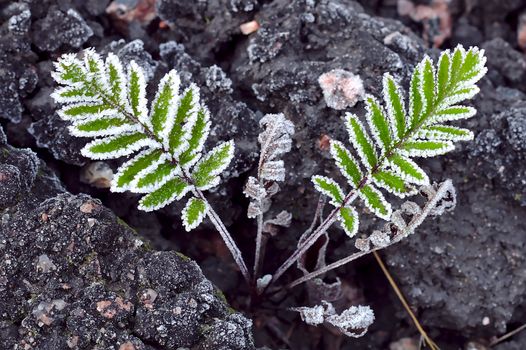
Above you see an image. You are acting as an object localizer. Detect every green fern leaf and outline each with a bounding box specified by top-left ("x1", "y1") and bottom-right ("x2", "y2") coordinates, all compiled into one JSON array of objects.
[
  {"x1": 330, "y1": 140, "x2": 362, "y2": 187},
  {"x1": 59, "y1": 103, "x2": 114, "y2": 120},
  {"x1": 313, "y1": 45, "x2": 486, "y2": 225},
  {"x1": 383, "y1": 74, "x2": 406, "y2": 140},
  {"x1": 138, "y1": 177, "x2": 191, "y2": 212},
  {"x1": 111, "y1": 149, "x2": 163, "y2": 192},
  {"x1": 81, "y1": 132, "x2": 155, "y2": 159},
  {"x1": 179, "y1": 107, "x2": 211, "y2": 168},
  {"x1": 436, "y1": 50, "x2": 450, "y2": 100},
  {"x1": 420, "y1": 56, "x2": 436, "y2": 118},
  {"x1": 401, "y1": 140, "x2": 454, "y2": 157},
  {"x1": 127, "y1": 61, "x2": 148, "y2": 123},
  {"x1": 312, "y1": 175, "x2": 345, "y2": 206},
  {"x1": 338, "y1": 206, "x2": 359, "y2": 238},
  {"x1": 70, "y1": 116, "x2": 133, "y2": 137},
  {"x1": 387, "y1": 154, "x2": 429, "y2": 185},
  {"x1": 168, "y1": 84, "x2": 200, "y2": 156},
  {"x1": 150, "y1": 70, "x2": 180, "y2": 140},
  {"x1": 408, "y1": 62, "x2": 424, "y2": 128},
  {"x1": 192, "y1": 140, "x2": 235, "y2": 190},
  {"x1": 431, "y1": 105, "x2": 476, "y2": 124},
  {"x1": 182, "y1": 197, "x2": 208, "y2": 231},
  {"x1": 106, "y1": 53, "x2": 128, "y2": 104},
  {"x1": 372, "y1": 170, "x2": 417, "y2": 198},
  {"x1": 51, "y1": 53, "x2": 85, "y2": 85},
  {"x1": 346, "y1": 114, "x2": 377, "y2": 170},
  {"x1": 51, "y1": 49, "x2": 232, "y2": 223},
  {"x1": 132, "y1": 158, "x2": 180, "y2": 193},
  {"x1": 417, "y1": 125, "x2": 473, "y2": 142},
  {"x1": 365, "y1": 95, "x2": 392, "y2": 151},
  {"x1": 359, "y1": 184, "x2": 391, "y2": 220}
]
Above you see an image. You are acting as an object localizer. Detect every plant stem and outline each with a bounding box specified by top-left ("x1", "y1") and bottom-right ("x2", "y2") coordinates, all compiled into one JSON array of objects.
[
  {"x1": 192, "y1": 188, "x2": 251, "y2": 284},
  {"x1": 266, "y1": 179, "x2": 366, "y2": 289},
  {"x1": 283, "y1": 179, "x2": 453, "y2": 290},
  {"x1": 253, "y1": 211, "x2": 264, "y2": 280}
]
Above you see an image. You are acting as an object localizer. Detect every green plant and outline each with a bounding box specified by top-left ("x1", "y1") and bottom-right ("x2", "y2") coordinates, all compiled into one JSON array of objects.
[
  {"x1": 51, "y1": 49, "x2": 250, "y2": 282},
  {"x1": 267, "y1": 45, "x2": 487, "y2": 289},
  {"x1": 51, "y1": 45, "x2": 487, "y2": 338}
]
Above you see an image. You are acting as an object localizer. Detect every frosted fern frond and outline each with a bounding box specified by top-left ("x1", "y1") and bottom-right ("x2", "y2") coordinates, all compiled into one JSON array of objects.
[
  {"x1": 245, "y1": 113, "x2": 295, "y2": 218},
  {"x1": 51, "y1": 49, "x2": 234, "y2": 230},
  {"x1": 312, "y1": 45, "x2": 487, "y2": 236},
  {"x1": 257, "y1": 113, "x2": 295, "y2": 182}
]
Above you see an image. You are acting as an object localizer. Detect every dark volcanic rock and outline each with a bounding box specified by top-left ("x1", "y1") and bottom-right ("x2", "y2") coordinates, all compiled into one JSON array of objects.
[
  {"x1": 0, "y1": 134, "x2": 254, "y2": 349},
  {"x1": 0, "y1": 3, "x2": 38, "y2": 124},
  {"x1": 468, "y1": 102, "x2": 526, "y2": 206},
  {"x1": 383, "y1": 82, "x2": 526, "y2": 336},
  {"x1": 384, "y1": 187, "x2": 526, "y2": 335},
  {"x1": 482, "y1": 38, "x2": 526, "y2": 89},
  {"x1": 31, "y1": 6, "x2": 93, "y2": 52},
  {"x1": 156, "y1": 0, "x2": 259, "y2": 61},
  {"x1": 29, "y1": 113, "x2": 87, "y2": 166}
]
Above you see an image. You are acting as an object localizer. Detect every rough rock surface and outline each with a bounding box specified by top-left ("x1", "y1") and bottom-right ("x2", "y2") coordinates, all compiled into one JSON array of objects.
[
  {"x1": 0, "y1": 130, "x2": 254, "y2": 349},
  {"x1": 0, "y1": 0, "x2": 525, "y2": 347}
]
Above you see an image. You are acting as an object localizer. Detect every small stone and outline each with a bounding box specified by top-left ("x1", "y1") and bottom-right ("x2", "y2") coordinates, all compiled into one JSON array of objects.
[
  {"x1": 240, "y1": 20, "x2": 259, "y2": 35},
  {"x1": 140, "y1": 288, "x2": 158, "y2": 309},
  {"x1": 8, "y1": 9, "x2": 31, "y2": 35},
  {"x1": 318, "y1": 69, "x2": 365, "y2": 110},
  {"x1": 119, "y1": 342, "x2": 136, "y2": 350},
  {"x1": 318, "y1": 134, "x2": 331, "y2": 151},
  {"x1": 37, "y1": 254, "x2": 57, "y2": 273},
  {"x1": 204, "y1": 65, "x2": 233, "y2": 94},
  {"x1": 80, "y1": 161, "x2": 114, "y2": 189},
  {"x1": 80, "y1": 201, "x2": 99, "y2": 214},
  {"x1": 389, "y1": 337, "x2": 418, "y2": 350},
  {"x1": 519, "y1": 11, "x2": 526, "y2": 51}
]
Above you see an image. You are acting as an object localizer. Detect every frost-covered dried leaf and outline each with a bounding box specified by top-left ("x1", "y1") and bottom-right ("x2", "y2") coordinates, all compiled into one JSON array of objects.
[
  {"x1": 325, "y1": 305, "x2": 375, "y2": 338},
  {"x1": 243, "y1": 176, "x2": 266, "y2": 200},
  {"x1": 258, "y1": 113, "x2": 294, "y2": 182},
  {"x1": 292, "y1": 304, "x2": 326, "y2": 326},
  {"x1": 369, "y1": 230, "x2": 390, "y2": 248},
  {"x1": 259, "y1": 160, "x2": 285, "y2": 182},
  {"x1": 263, "y1": 210, "x2": 292, "y2": 235},
  {"x1": 292, "y1": 301, "x2": 375, "y2": 338}
]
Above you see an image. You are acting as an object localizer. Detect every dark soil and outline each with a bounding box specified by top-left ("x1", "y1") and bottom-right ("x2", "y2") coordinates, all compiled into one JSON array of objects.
[{"x1": 0, "y1": 0, "x2": 525, "y2": 349}]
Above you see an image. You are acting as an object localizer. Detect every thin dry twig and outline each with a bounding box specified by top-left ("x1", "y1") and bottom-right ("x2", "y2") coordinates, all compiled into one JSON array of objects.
[
  {"x1": 373, "y1": 251, "x2": 439, "y2": 350},
  {"x1": 489, "y1": 323, "x2": 526, "y2": 347}
]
